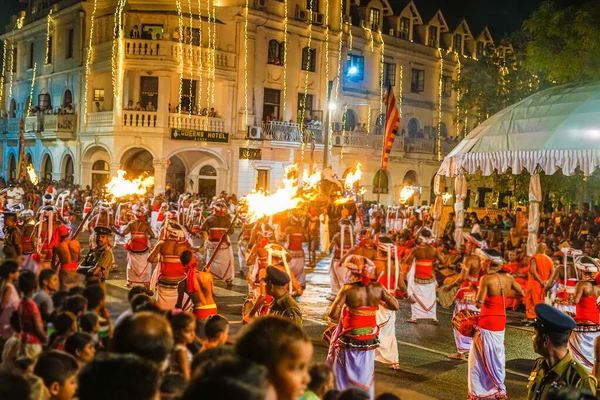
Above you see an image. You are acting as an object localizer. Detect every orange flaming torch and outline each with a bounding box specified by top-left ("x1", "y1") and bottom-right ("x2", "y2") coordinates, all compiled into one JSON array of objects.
[
  {"x1": 399, "y1": 186, "x2": 416, "y2": 204},
  {"x1": 105, "y1": 170, "x2": 155, "y2": 200},
  {"x1": 27, "y1": 164, "x2": 39, "y2": 185},
  {"x1": 343, "y1": 162, "x2": 362, "y2": 191}
]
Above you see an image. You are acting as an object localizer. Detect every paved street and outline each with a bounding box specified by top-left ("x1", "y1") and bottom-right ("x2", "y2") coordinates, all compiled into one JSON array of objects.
[{"x1": 100, "y1": 231, "x2": 536, "y2": 400}]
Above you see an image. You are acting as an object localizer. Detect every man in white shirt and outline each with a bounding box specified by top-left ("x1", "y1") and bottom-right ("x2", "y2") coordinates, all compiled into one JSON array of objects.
[{"x1": 6, "y1": 184, "x2": 24, "y2": 206}]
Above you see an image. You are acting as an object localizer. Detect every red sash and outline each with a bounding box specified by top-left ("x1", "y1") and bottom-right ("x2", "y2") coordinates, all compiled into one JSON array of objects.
[
  {"x1": 161, "y1": 256, "x2": 186, "y2": 279},
  {"x1": 478, "y1": 296, "x2": 506, "y2": 331},
  {"x1": 340, "y1": 306, "x2": 378, "y2": 340},
  {"x1": 575, "y1": 296, "x2": 600, "y2": 325},
  {"x1": 415, "y1": 259, "x2": 434, "y2": 280},
  {"x1": 209, "y1": 228, "x2": 227, "y2": 242},
  {"x1": 129, "y1": 232, "x2": 148, "y2": 252},
  {"x1": 288, "y1": 233, "x2": 303, "y2": 251},
  {"x1": 62, "y1": 262, "x2": 79, "y2": 271}
]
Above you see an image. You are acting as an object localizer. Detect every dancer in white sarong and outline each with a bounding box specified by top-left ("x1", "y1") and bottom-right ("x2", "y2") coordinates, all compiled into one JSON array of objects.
[
  {"x1": 468, "y1": 248, "x2": 523, "y2": 400},
  {"x1": 405, "y1": 228, "x2": 444, "y2": 323},
  {"x1": 328, "y1": 221, "x2": 353, "y2": 300},
  {"x1": 568, "y1": 256, "x2": 600, "y2": 372},
  {"x1": 283, "y1": 215, "x2": 307, "y2": 289},
  {"x1": 201, "y1": 202, "x2": 234, "y2": 287},
  {"x1": 319, "y1": 208, "x2": 330, "y2": 254},
  {"x1": 18, "y1": 210, "x2": 40, "y2": 274}
]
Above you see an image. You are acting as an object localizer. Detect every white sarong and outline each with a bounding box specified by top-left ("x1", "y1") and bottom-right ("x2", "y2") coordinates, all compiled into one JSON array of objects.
[
  {"x1": 468, "y1": 328, "x2": 506, "y2": 399},
  {"x1": 329, "y1": 259, "x2": 348, "y2": 297},
  {"x1": 375, "y1": 306, "x2": 398, "y2": 366},
  {"x1": 289, "y1": 250, "x2": 306, "y2": 288},
  {"x1": 568, "y1": 328, "x2": 600, "y2": 372},
  {"x1": 410, "y1": 281, "x2": 437, "y2": 320},
  {"x1": 206, "y1": 241, "x2": 235, "y2": 282},
  {"x1": 127, "y1": 251, "x2": 152, "y2": 285},
  {"x1": 21, "y1": 254, "x2": 40, "y2": 275},
  {"x1": 454, "y1": 301, "x2": 477, "y2": 353}
]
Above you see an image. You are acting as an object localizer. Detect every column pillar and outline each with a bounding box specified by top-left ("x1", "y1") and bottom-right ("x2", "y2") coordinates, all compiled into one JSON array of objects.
[
  {"x1": 527, "y1": 173, "x2": 542, "y2": 256},
  {"x1": 153, "y1": 159, "x2": 168, "y2": 195},
  {"x1": 216, "y1": 167, "x2": 229, "y2": 194},
  {"x1": 109, "y1": 162, "x2": 121, "y2": 177},
  {"x1": 81, "y1": 161, "x2": 92, "y2": 188},
  {"x1": 431, "y1": 174, "x2": 444, "y2": 238}
]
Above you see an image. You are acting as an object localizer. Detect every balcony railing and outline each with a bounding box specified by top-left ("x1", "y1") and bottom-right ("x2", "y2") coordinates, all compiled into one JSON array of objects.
[
  {"x1": 43, "y1": 114, "x2": 77, "y2": 132},
  {"x1": 404, "y1": 137, "x2": 436, "y2": 154},
  {"x1": 168, "y1": 113, "x2": 226, "y2": 132},
  {"x1": 86, "y1": 111, "x2": 114, "y2": 127},
  {"x1": 124, "y1": 39, "x2": 235, "y2": 70},
  {"x1": 255, "y1": 122, "x2": 324, "y2": 144},
  {"x1": 123, "y1": 111, "x2": 159, "y2": 128},
  {"x1": 332, "y1": 133, "x2": 404, "y2": 150}
]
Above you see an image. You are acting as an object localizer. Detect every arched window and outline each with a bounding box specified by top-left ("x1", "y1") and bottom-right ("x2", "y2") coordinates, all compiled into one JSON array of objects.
[
  {"x1": 403, "y1": 170, "x2": 418, "y2": 186},
  {"x1": 92, "y1": 160, "x2": 110, "y2": 171},
  {"x1": 7, "y1": 154, "x2": 16, "y2": 180},
  {"x1": 439, "y1": 122, "x2": 448, "y2": 137},
  {"x1": 268, "y1": 40, "x2": 280, "y2": 65},
  {"x1": 343, "y1": 109, "x2": 357, "y2": 131},
  {"x1": 166, "y1": 155, "x2": 186, "y2": 194},
  {"x1": 199, "y1": 165, "x2": 217, "y2": 176},
  {"x1": 301, "y1": 47, "x2": 316, "y2": 72},
  {"x1": 38, "y1": 93, "x2": 52, "y2": 110},
  {"x1": 375, "y1": 113, "x2": 385, "y2": 135},
  {"x1": 408, "y1": 118, "x2": 419, "y2": 138},
  {"x1": 63, "y1": 90, "x2": 73, "y2": 107},
  {"x1": 63, "y1": 155, "x2": 74, "y2": 181},
  {"x1": 8, "y1": 99, "x2": 16, "y2": 118},
  {"x1": 123, "y1": 149, "x2": 154, "y2": 177},
  {"x1": 373, "y1": 170, "x2": 388, "y2": 194},
  {"x1": 41, "y1": 154, "x2": 53, "y2": 180}
]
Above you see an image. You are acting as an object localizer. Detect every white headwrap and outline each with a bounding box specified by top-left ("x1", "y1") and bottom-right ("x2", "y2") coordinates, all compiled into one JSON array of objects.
[{"x1": 264, "y1": 243, "x2": 293, "y2": 293}]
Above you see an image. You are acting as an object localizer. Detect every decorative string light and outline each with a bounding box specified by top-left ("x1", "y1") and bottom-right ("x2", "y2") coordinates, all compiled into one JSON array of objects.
[
  {"x1": 211, "y1": 2, "x2": 216, "y2": 106},
  {"x1": 8, "y1": 42, "x2": 15, "y2": 101},
  {"x1": 398, "y1": 65, "x2": 403, "y2": 120},
  {"x1": 197, "y1": 0, "x2": 203, "y2": 110},
  {"x1": 206, "y1": 0, "x2": 212, "y2": 111},
  {"x1": 455, "y1": 54, "x2": 461, "y2": 137},
  {"x1": 187, "y1": 0, "x2": 194, "y2": 117},
  {"x1": 26, "y1": 63, "x2": 36, "y2": 118},
  {"x1": 0, "y1": 40, "x2": 7, "y2": 109},
  {"x1": 334, "y1": 9, "x2": 343, "y2": 101},
  {"x1": 176, "y1": 0, "x2": 184, "y2": 120},
  {"x1": 282, "y1": 0, "x2": 288, "y2": 117},
  {"x1": 299, "y1": 0, "x2": 314, "y2": 127},
  {"x1": 378, "y1": 32, "x2": 384, "y2": 119},
  {"x1": 367, "y1": 103, "x2": 371, "y2": 134},
  {"x1": 16, "y1": 16, "x2": 24, "y2": 30},
  {"x1": 83, "y1": 0, "x2": 97, "y2": 125},
  {"x1": 325, "y1": 0, "x2": 332, "y2": 158},
  {"x1": 243, "y1": 0, "x2": 248, "y2": 127},
  {"x1": 111, "y1": 0, "x2": 126, "y2": 116},
  {"x1": 348, "y1": 28, "x2": 353, "y2": 50},
  {"x1": 44, "y1": 9, "x2": 52, "y2": 65},
  {"x1": 436, "y1": 48, "x2": 443, "y2": 161},
  {"x1": 341, "y1": 104, "x2": 347, "y2": 160}
]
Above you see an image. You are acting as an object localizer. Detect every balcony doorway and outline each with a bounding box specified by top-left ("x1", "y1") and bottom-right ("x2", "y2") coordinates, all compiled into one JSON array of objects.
[
  {"x1": 167, "y1": 155, "x2": 186, "y2": 194},
  {"x1": 263, "y1": 89, "x2": 281, "y2": 121},
  {"x1": 7, "y1": 154, "x2": 16, "y2": 180},
  {"x1": 92, "y1": 160, "x2": 110, "y2": 189},
  {"x1": 41, "y1": 154, "x2": 53, "y2": 181},
  {"x1": 198, "y1": 164, "x2": 217, "y2": 202},
  {"x1": 62, "y1": 154, "x2": 74, "y2": 182}
]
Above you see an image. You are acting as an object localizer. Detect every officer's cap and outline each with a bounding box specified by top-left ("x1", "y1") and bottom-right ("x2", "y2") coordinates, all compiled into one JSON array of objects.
[
  {"x1": 265, "y1": 266, "x2": 290, "y2": 286},
  {"x1": 94, "y1": 226, "x2": 112, "y2": 236},
  {"x1": 2, "y1": 211, "x2": 17, "y2": 219},
  {"x1": 533, "y1": 303, "x2": 576, "y2": 333}
]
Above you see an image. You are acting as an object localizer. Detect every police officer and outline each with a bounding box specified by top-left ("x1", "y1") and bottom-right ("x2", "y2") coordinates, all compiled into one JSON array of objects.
[
  {"x1": 266, "y1": 266, "x2": 303, "y2": 327},
  {"x1": 527, "y1": 303, "x2": 597, "y2": 399},
  {"x1": 80, "y1": 226, "x2": 114, "y2": 291},
  {"x1": 2, "y1": 211, "x2": 22, "y2": 260}
]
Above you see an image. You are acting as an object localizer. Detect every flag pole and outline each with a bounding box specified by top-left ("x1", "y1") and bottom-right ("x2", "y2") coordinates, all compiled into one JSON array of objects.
[{"x1": 376, "y1": 83, "x2": 392, "y2": 205}]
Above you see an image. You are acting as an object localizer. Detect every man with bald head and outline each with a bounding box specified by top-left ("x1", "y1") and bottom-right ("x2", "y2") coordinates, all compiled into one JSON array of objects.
[
  {"x1": 525, "y1": 243, "x2": 554, "y2": 323},
  {"x1": 110, "y1": 311, "x2": 174, "y2": 368}
]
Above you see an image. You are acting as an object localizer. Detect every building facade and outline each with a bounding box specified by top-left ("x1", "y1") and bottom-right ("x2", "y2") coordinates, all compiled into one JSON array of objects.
[{"x1": 0, "y1": 0, "x2": 506, "y2": 204}]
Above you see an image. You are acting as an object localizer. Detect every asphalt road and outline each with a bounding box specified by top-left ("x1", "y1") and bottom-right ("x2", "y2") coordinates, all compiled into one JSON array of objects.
[{"x1": 98, "y1": 232, "x2": 536, "y2": 400}]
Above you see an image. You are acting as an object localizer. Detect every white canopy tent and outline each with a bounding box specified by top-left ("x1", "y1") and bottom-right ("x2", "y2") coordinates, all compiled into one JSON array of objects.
[{"x1": 432, "y1": 81, "x2": 600, "y2": 253}]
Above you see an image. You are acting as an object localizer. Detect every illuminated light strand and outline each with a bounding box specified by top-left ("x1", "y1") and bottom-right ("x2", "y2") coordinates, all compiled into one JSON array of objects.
[
  {"x1": 436, "y1": 48, "x2": 443, "y2": 161},
  {"x1": 341, "y1": 104, "x2": 347, "y2": 160},
  {"x1": 378, "y1": 32, "x2": 384, "y2": 119},
  {"x1": 8, "y1": 42, "x2": 15, "y2": 101},
  {"x1": 176, "y1": 0, "x2": 184, "y2": 120},
  {"x1": 44, "y1": 10, "x2": 52, "y2": 65},
  {"x1": 243, "y1": 0, "x2": 248, "y2": 127},
  {"x1": 334, "y1": 8, "x2": 343, "y2": 102},
  {"x1": 455, "y1": 54, "x2": 461, "y2": 137},
  {"x1": 398, "y1": 65, "x2": 403, "y2": 120},
  {"x1": 363, "y1": 27, "x2": 373, "y2": 52},
  {"x1": 282, "y1": 0, "x2": 288, "y2": 117},
  {"x1": 325, "y1": 0, "x2": 332, "y2": 158},
  {"x1": 16, "y1": 16, "x2": 24, "y2": 29},
  {"x1": 348, "y1": 27, "x2": 353, "y2": 50},
  {"x1": 367, "y1": 103, "x2": 371, "y2": 135},
  {"x1": 26, "y1": 63, "x2": 37, "y2": 118},
  {"x1": 111, "y1": 0, "x2": 126, "y2": 117},
  {"x1": 0, "y1": 40, "x2": 7, "y2": 109},
  {"x1": 197, "y1": 0, "x2": 203, "y2": 109},
  {"x1": 211, "y1": 1, "x2": 216, "y2": 106},
  {"x1": 83, "y1": 0, "x2": 97, "y2": 125},
  {"x1": 299, "y1": 0, "x2": 314, "y2": 129},
  {"x1": 187, "y1": 0, "x2": 194, "y2": 117},
  {"x1": 205, "y1": 0, "x2": 212, "y2": 111}
]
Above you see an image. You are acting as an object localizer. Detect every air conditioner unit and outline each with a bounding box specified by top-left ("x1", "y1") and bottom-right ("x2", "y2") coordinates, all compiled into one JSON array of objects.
[
  {"x1": 332, "y1": 122, "x2": 343, "y2": 132},
  {"x1": 332, "y1": 135, "x2": 345, "y2": 147},
  {"x1": 255, "y1": 0, "x2": 267, "y2": 9},
  {"x1": 313, "y1": 13, "x2": 325, "y2": 25},
  {"x1": 248, "y1": 126, "x2": 263, "y2": 140},
  {"x1": 388, "y1": 28, "x2": 395, "y2": 36},
  {"x1": 296, "y1": 9, "x2": 308, "y2": 21}
]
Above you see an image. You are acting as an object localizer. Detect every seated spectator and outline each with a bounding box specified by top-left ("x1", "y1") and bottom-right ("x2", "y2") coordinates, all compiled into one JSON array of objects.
[
  {"x1": 0, "y1": 369, "x2": 31, "y2": 400},
  {"x1": 209, "y1": 107, "x2": 217, "y2": 117},
  {"x1": 65, "y1": 332, "x2": 96, "y2": 368},
  {"x1": 110, "y1": 311, "x2": 174, "y2": 367},
  {"x1": 155, "y1": 33, "x2": 161, "y2": 40},
  {"x1": 83, "y1": 284, "x2": 111, "y2": 340},
  {"x1": 191, "y1": 105, "x2": 199, "y2": 115},
  {"x1": 135, "y1": 102, "x2": 144, "y2": 111},
  {"x1": 1, "y1": 312, "x2": 22, "y2": 368},
  {"x1": 191, "y1": 345, "x2": 235, "y2": 376},
  {"x1": 48, "y1": 311, "x2": 77, "y2": 350},
  {"x1": 338, "y1": 388, "x2": 370, "y2": 400},
  {"x1": 201, "y1": 314, "x2": 229, "y2": 351},
  {"x1": 201, "y1": 107, "x2": 208, "y2": 116},
  {"x1": 235, "y1": 316, "x2": 312, "y2": 400},
  {"x1": 301, "y1": 363, "x2": 334, "y2": 400},
  {"x1": 94, "y1": 102, "x2": 104, "y2": 112},
  {"x1": 130, "y1": 24, "x2": 140, "y2": 39},
  {"x1": 78, "y1": 353, "x2": 160, "y2": 400},
  {"x1": 62, "y1": 294, "x2": 87, "y2": 317},
  {"x1": 34, "y1": 269, "x2": 58, "y2": 324},
  {"x1": 146, "y1": 101, "x2": 156, "y2": 111},
  {"x1": 125, "y1": 100, "x2": 134, "y2": 110},
  {"x1": 168, "y1": 310, "x2": 196, "y2": 380},
  {"x1": 33, "y1": 350, "x2": 79, "y2": 400}
]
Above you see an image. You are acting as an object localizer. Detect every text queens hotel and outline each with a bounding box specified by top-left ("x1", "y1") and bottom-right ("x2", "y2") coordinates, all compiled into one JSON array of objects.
[{"x1": 0, "y1": 0, "x2": 512, "y2": 203}]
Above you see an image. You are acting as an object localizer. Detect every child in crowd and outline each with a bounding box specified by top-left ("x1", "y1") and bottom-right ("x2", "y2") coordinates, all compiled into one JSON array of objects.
[
  {"x1": 0, "y1": 261, "x2": 20, "y2": 343},
  {"x1": 160, "y1": 373, "x2": 187, "y2": 400},
  {"x1": 48, "y1": 312, "x2": 77, "y2": 350},
  {"x1": 1, "y1": 312, "x2": 22, "y2": 368},
  {"x1": 83, "y1": 284, "x2": 111, "y2": 340},
  {"x1": 51, "y1": 291, "x2": 69, "y2": 314},
  {"x1": 17, "y1": 270, "x2": 47, "y2": 359},
  {"x1": 33, "y1": 350, "x2": 79, "y2": 400},
  {"x1": 235, "y1": 316, "x2": 313, "y2": 400},
  {"x1": 65, "y1": 332, "x2": 96, "y2": 368},
  {"x1": 168, "y1": 311, "x2": 196, "y2": 380},
  {"x1": 201, "y1": 314, "x2": 229, "y2": 351},
  {"x1": 79, "y1": 313, "x2": 102, "y2": 349},
  {"x1": 33, "y1": 269, "x2": 59, "y2": 324},
  {"x1": 62, "y1": 295, "x2": 88, "y2": 317},
  {"x1": 301, "y1": 363, "x2": 334, "y2": 400}
]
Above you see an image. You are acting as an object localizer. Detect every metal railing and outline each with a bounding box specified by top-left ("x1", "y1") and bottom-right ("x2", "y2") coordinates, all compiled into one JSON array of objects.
[
  {"x1": 42, "y1": 114, "x2": 77, "y2": 132},
  {"x1": 258, "y1": 121, "x2": 324, "y2": 144}
]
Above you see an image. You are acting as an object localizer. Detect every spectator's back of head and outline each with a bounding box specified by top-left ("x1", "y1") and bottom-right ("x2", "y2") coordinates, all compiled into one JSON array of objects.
[
  {"x1": 160, "y1": 373, "x2": 187, "y2": 400},
  {"x1": 376, "y1": 394, "x2": 402, "y2": 400},
  {"x1": 128, "y1": 286, "x2": 153, "y2": 304},
  {"x1": 191, "y1": 345, "x2": 235, "y2": 376},
  {"x1": 338, "y1": 388, "x2": 370, "y2": 400},
  {"x1": 0, "y1": 369, "x2": 31, "y2": 400},
  {"x1": 18, "y1": 270, "x2": 37, "y2": 293},
  {"x1": 83, "y1": 284, "x2": 105, "y2": 310},
  {"x1": 68, "y1": 286, "x2": 85, "y2": 296},
  {"x1": 79, "y1": 313, "x2": 99, "y2": 333},
  {"x1": 78, "y1": 354, "x2": 160, "y2": 400},
  {"x1": 52, "y1": 291, "x2": 69, "y2": 311},
  {"x1": 33, "y1": 350, "x2": 78, "y2": 399},
  {"x1": 63, "y1": 295, "x2": 87, "y2": 316},
  {"x1": 131, "y1": 294, "x2": 154, "y2": 312},
  {"x1": 308, "y1": 363, "x2": 334, "y2": 396},
  {"x1": 204, "y1": 314, "x2": 229, "y2": 341},
  {"x1": 110, "y1": 312, "x2": 174, "y2": 365}
]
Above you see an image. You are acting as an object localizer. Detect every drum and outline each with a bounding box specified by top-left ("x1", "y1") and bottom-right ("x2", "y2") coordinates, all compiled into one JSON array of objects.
[
  {"x1": 437, "y1": 284, "x2": 459, "y2": 309},
  {"x1": 451, "y1": 309, "x2": 479, "y2": 337}
]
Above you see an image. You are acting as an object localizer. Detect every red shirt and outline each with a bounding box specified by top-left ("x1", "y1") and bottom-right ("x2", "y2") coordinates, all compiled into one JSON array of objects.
[{"x1": 18, "y1": 298, "x2": 44, "y2": 345}]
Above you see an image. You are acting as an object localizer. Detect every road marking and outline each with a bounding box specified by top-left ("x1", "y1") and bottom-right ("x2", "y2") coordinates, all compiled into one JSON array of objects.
[{"x1": 303, "y1": 316, "x2": 529, "y2": 378}]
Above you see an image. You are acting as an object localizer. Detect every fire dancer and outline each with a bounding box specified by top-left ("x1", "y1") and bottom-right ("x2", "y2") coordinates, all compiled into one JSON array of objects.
[
  {"x1": 201, "y1": 202, "x2": 234, "y2": 288},
  {"x1": 328, "y1": 220, "x2": 354, "y2": 300},
  {"x1": 405, "y1": 228, "x2": 445, "y2": 323},
  {"x1": 114, "y1": 205, "x2": 155, "y2": 288},
  {"x1": 52, "y1": 225, "x2": 81, "y2": 291},
  {"x1": 177, "y1": 250, "x2": 217, "y2": 320},
  {"x1": 327, "y1": 255, "x2": 399, "y2": 397},
  {"x1": 283, "y1": 215, "x2": 307, "y2": 290},
  {"x1": 148, "y1": 221, "x2": 192, "y2": 310}
]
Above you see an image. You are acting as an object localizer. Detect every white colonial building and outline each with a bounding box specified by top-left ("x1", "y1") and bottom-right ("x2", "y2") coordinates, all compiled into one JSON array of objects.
[{"x1": 0, "y1": 0, "x2": 510, "y2": 204}]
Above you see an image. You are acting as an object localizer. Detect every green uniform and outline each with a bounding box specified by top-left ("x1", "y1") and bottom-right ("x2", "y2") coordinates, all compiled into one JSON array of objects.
[
  {"x1": 527, "y1": 353, "x2": 597, "y2": 400},
  {"x1": 81, "y1": 245, "x2": 114, "y2": 283},
  {"x1": 269, "y1": 292, "x2": 303, "y2": 327}
]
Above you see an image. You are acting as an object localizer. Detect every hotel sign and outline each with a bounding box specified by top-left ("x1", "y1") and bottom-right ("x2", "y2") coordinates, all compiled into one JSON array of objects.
[{"x1": 171, "y1": 128, "x2": 229, "y2": 143}]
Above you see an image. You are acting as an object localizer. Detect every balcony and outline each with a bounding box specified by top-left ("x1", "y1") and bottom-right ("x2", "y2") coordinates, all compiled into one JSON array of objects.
[
  {"x1": 123, "y1": 39, "x2": 236, "y2": 71},
  {"x1": 404, "y1": 137, "x2": 435, "y2": 154},
  {"x1": 168, "y1": 113, "x2": 226, "y2": 132},
  {"x1": 331, "y1": 133, "x2": 404, "y2": 151},
  {"x1": 247, "y1": 122, "x2": 324, "y2": 145},
  {"x1": 41, "y1": 114, "x2": 77, "y2": 140},
  {"x1": 123, "y1": 111, "x2": 160, "y2": 128}
]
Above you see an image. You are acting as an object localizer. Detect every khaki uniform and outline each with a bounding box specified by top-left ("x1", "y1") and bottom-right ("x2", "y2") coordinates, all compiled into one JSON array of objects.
[
  {"x1": 81, "y1": 245, "x2": 114, "y2": 290},
  {"x1": 2, "y1": 226, "x2": 22, "y2": 259},
  {"x1": 527, "y1": 353, "x2": 597, "y2": 399},
  {"x1": 269, "y1": 292, "x2": 303, "y2": 327}
]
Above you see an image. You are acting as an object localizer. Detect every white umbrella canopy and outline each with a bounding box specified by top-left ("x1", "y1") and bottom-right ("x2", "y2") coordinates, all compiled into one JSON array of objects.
[{"x1": 438, "y1": 81, "x2": 600, "y2": 177}]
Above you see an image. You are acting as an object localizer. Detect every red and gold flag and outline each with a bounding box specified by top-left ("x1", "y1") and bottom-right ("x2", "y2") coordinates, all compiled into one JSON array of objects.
[{"x1": 380, "y1": 83, "x2": 400, "y2": 171}]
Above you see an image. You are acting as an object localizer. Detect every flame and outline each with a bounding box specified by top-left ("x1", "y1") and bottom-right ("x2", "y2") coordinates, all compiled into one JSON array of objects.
[
  {"x1": 344, "y1": 163, "x2": 362, "y2": 191},
  {"x1": 26, "y1": 164, "x2": 38, "y2": 185},
  {"x1": 442, "y1": 192, "x2": 452, "y2": 204},
  {"x1": 302, "y1": 169, "x2": 322, "y2": 189},
  {"x1": 105, "y1": 170, "x2": 155, "y2": 200},
  {"x1": 399, "y1": 186, "x2": 415, "y2": 204}
]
